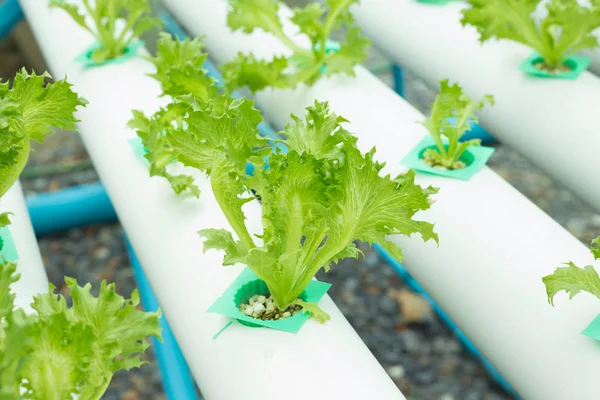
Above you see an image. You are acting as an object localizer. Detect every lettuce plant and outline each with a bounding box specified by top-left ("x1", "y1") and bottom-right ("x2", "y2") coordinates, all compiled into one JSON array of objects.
[
  {"x1": 221, "y1": 0, "x2": 371, "y2": 92},
  {"x1": 543, "y1": 237, "x2": 600, "y2": 305},
  {"x1": 50, "y1": 0, "x2": 161, "y2": 63},
  {"x1": 129, "y1": 33, "x2": 221, "y2": 198},
  {"x1": 421, "y1": 80, "x2": 493, "y2": 170},
  {"x1": 461, "y1": 0, "x2": 600, "y2": 71},
  {"x1": 0, "y1": 69, "x2": 87, "y2": 199},
  {"x1": 0, "y1": 259, "x2": 161, "y2": 399},
  {"x1": 163, "y1": 98, "x2": 438, "y2": 320}
]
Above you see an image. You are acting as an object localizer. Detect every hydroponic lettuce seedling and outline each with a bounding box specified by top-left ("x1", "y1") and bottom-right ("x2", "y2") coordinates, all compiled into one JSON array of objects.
[
  {"x1": 221, "y1": 0, "x2": 371, "y2": 92},
  {"x1": 0, "y1": 258, "x2": 162, "y2": 399},
  {"x1": 543, "y1": 237, "x2": 600, "y2": 305},
  {"x1": 168, "y1": 100, "x2": 438, "y2": 321},
  {"x1": 129, "y1": 33, "x2": 222, "y2": 197},
  {"x1": 0, "y1": 69, "x2": 87, "y2": 199},
  {"x1": 421, "y1": 80, "x2": 493, "y2": 170},
  {"x1": 50, "y1": 0, "x2": 161, "y2": 63},
  {"x1": 461, "y1": 0, "x2": 600, "y2": 72}
]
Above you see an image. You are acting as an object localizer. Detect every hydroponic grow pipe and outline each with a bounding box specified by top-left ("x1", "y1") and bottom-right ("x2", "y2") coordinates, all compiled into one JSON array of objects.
[
  {"x1": 161, "y1": 0, "x2": 600, "y2": 398},
  {"x1": 2, "y1": 181, "x2": 49, "y2": 312},
  {"x1": 18, "y1": 3, "x2": 407, "y2": 399},
  {"x1": 352, "y1": 0, "x2": 600, "y2": 213}
]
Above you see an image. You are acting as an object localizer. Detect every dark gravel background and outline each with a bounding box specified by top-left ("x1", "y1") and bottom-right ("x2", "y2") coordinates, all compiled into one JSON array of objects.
[{"x1": 2, "y1": 6, "x2": 598, "y2": 400}]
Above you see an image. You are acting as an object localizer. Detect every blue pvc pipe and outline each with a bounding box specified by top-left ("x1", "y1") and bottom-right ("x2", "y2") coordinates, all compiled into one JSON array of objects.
[
  {"x1": 391, "y1": 64, "x2": 405, "y2": 98},
  {"x1": 26, "y1": 182, "x2": 116, "y2": 235},
  {"x1": 0, "y1": 0, "x2": 23, "y2": 39},
  {"x1": 123, "y1": 233, "x2": 200, "y2": 400},
  {"x1": 372, "y1": 244, "x2": 521, "y2": 399}
]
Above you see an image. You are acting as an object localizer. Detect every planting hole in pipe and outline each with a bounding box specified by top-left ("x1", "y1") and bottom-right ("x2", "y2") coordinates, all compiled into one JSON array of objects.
[
  {"x1": 401, "y1": 136, "x2": 494, "y2": 181},
  {"x1": 75, "y1": 40, "x2": 144, "y2": 68},
  {"x1": 207, "y1": 267, "x2": 331, "y2": 334},
  {"x1": 519, "y1": 53, "x2": 591, "y2": 79},
  {"x1": 419, "y1": 145, "x2": 475, "y2": 170},
  {"x1": 234, "y1": 279, "x2": 306, "y2": 328}
]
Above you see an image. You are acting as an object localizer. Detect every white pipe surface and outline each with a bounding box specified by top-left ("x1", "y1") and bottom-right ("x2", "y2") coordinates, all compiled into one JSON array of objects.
[
  {"x1": 353, "y1": 0, "x2": 600, "y2": 213},
  {"x1": 1, "y1": 182, "x2": 49, "y2": 312},
  {"x1": 162, "y1": 0, "x2": 600, "y2": 398},
  {"x1": 18, "y1": 2, "x2": 406, "y2": 399}
]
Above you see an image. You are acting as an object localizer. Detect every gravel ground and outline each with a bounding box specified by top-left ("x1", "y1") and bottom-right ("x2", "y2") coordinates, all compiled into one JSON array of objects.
[{"x1": 2, "y1": 9, "x2": 598, "y2": 400}]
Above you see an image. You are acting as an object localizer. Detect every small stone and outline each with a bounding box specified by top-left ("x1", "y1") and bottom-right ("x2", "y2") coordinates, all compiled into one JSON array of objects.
[
  {"x1": 386, "y1": 365, "x2": 405, "y2": 380},
  {"x1": 252, "y1": 303, "x2": 266, "y2": 316},
  {"x1": 379, "y1": 295, "x2": 399, "y2": 315},
  {"x1": 93, "y1": 246, "x2": 110, "y2": 260},
  {"x1": 256, "y1": 295, "x2": 266, "y2": 304},
  {"x1": 414, "y1": 369, "x2": 436, "y2": 385},
  {"x1": 274, "y1": 314, "x2": 280, "y2": 319},
  {"x1": 399, "y1": 330, "x2": 423, "y2": 354},
  {"x1": 365, "y1": 252, "x2": 379, "y2": 267},
  {"x1": 249, "y1": 296, "x2": 257, "y2": 306},
  {"x1": 438, "y1": 394, "x2": 455, "y2": 400},
  {"x1": 243, "y1": 307, "x2": 253, "y2": 316},
  {"x1": 265, "y1": 302, "x2": 275, "y2": 313},
  {"x1": 432, "y1": 336, "x2": 461, "y2": 354},
  {"x1": 282, "y1": 311, "x2": 291, "y2": 318}
]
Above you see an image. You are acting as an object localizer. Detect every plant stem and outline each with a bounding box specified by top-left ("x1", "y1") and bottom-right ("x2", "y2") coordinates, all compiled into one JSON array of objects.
[{"x1": 210, "y1": 162, "x2": 256, "y2": 251}]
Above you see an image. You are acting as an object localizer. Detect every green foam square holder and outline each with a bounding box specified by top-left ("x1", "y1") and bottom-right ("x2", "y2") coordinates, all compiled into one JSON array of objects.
[
  {"x1": 75, "y1": 40, "x2": 144, "y2": 68},
  {"x1": 401, "y1": 136, "x2": 494, "y2": 181},
  {"x1": 128, "y1": 138, "x2": 150, "y2": 166},
  {"x1": 581, "y1": 314, "x2": 600, "y2": 340},
  {"x1": 0, "y1": 227, "x2": 18, "y2": 262},
  {"x1": 207, "y1": 267, "x2": 331, "y2": 334},
  {"x1": 518, "y1": 53, "x2": 590, "y2": 79}
]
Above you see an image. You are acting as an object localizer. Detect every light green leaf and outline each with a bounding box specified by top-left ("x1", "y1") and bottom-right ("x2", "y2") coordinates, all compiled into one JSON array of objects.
[
  {"x1": 52, "y1": 0, "x2": 159, "y2": 62},
  {"x1": 293, "y1": 299, "x2": 330, "y2": 323},
  {"x1": 0, "y1": 260, "x2": 18, "y2": 318},
  {"x1": 0, "y1": 213, "x2": 12, "y2": 228},
  {"x1": 543, "y1": 262, "x2": 600, "y2": 306},
  {"x1": 227, "y1": 0, "x2": 284, "y2": 35},
  {"x1": 221, "y1": 53, "x2": 289, "y2": 93},
  {"x1": 462, "y1": 0, "x2": 600, "y2": 67},
  {"x1": 148, "y1": 33, "x2": 218, "y2": 102},
  {"x1": 325, "y1": 26, "x2": 370, "y2": 76},
  {"x1": 591, "y1": 236, "x2": 600, "y2": 260},
  {"x1": 281, "y1": 100, "x2": 354, "y2": 162},
  {"x1": 222, "y1": 0, "x2": 369, "y2": 91},
  {"x1": 421, "y1": 79, "x2": 492, "y2": 168},
  {"x1": 0, "y1": 69, "x2": 86, "y2": 198},
  {"x1": 128, "y1": 104, "x2": 200, "y2": 198},
  {"x1": 197, "y1": 228, "x2": 247, "y2": 265},
  {"x1": 48, "y1": 1, "x2": 93, "y2": 34},
  {"x1": 291, "y1": 3, "x2": 325, "y2": 41}
]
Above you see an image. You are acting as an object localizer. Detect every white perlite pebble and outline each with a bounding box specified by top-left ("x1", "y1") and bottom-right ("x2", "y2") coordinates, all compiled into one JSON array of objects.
[
  {"x1": 256, "y1": 295, "x2": 266, "y2": 304},
  {"x1": 265, "y1": 302, "x2": 275, "y2": 313},
  {"x1": 386, "y1": 365, "x2": 405, "y2": 380},
  {"x1": 249, "y1": 296, "x2": 256, "y2": 306},
  {"x1": 243, "y1": 306, "x2": 253, "y2": 316},
  {"x1": 252, "y1": 303, "x2": 266, "y2": 315},
  {"x1": 282, "y1": 311, "x2": 291, "y2": 318}
]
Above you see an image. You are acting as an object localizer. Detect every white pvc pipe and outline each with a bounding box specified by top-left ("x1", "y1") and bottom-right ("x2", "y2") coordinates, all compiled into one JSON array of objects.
[
  {"x1": 162, "y1": 0, "x2": 600, "y2": 398},
  {"x1": 17, "y1": 2, "x2": 406, "y2": 399},
  {"x1": 1, "y1": 182, "x2": 49, "y2": 312},
  {"x1": 353, "y1": 0, "x2": 600, "y2": 213}
]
